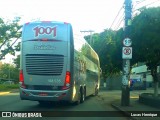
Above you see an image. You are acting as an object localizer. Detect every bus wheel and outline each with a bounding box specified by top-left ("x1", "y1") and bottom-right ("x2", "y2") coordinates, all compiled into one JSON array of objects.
[
  {"x1": 80, "y1": 88, "x2": 85, "y2": 103},
  {"x1": 94, "y1": 86, "x2": 99, "y2": 96},
  {"x1": 74, "y1": 88, "x2": 85, "y2": 105}
]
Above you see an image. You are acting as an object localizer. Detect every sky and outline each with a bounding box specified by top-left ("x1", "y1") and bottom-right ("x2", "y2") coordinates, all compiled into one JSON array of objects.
[
  {"x1": 0, "y1": 0, "x2": 160, "y2": 32},
  {"x1": 0, "y1": 0, "x2": 160, "y2": 63},
  {"x1": 0, "y1": 0, "x2": 125, "y2": 32}
]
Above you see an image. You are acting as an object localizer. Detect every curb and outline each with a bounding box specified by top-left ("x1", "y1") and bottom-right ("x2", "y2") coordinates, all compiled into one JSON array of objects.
[
  {"x1": 0, "y1": 92, "x2": 10, "y2": 95},
  {"x1": 0, "y1": 89, "x2": 19, "y2": 95},
  {"x1": 10, "y1": 89, "x2": 19, "y2": 93},
  {"x1": 111, "y1": 103, "x2": 138, "y2": 120}
]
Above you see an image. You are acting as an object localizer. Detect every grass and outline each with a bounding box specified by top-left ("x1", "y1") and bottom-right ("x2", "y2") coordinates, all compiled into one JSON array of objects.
[{"x1": 0, "y1": 84, "x2": 19, "y2": 92}]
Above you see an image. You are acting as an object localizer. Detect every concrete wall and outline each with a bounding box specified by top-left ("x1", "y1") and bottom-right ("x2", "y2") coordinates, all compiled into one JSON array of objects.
[
  {"x1": 106, "y1": 75, "x2": 122, "y2": 90},
  {"x1": 101, "y1": 72, "x2": 155, "y2": 90},
  {"x1": 131, "y1": 65, "x2": 148, "y2": 73},
  {"x1": 104, "y1": 74, "x2": 153, "y2": 90}
]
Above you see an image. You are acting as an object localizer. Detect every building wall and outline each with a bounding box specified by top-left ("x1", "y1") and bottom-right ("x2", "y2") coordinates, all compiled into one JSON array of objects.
[
  {"x1": 106, "y1": 75, "x2": 122, "y2": 90},
  {"x1": 146, "y1": 74, "x2": 153, "y2": 82},
  {"x1": 131, "y1": 65, "x2": 148, "y2": 74},
  {"x1": 131, "y1": 65, "x2": 153, "y2": 82},
  {"x1": 103, "y1": 64, "x2": 155, "y2": 90}
]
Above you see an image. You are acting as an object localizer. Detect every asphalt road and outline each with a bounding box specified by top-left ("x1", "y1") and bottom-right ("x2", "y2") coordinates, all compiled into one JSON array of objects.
[{"x1": 0, "y1": 90, "x2": 137, "y2": 120}]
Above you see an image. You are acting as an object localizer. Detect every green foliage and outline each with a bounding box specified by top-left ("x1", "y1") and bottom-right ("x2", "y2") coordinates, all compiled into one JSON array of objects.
[
  {"x1": 130, "y1": 7, "x2": 160, "y2": 82},
  {"x1": 0, "y1": 63, "x2": 19, "y2": 83},
  {"x1": 13, "y1": 55, "x2": 20, "y2": 69},
  {"x1": 0, "y1": 84, "x2": 19, "y2": 91},
  {"x1": 85, "y1": 7, "x2": 160, "y2": 83},
  {"x1": 0, "y1": 17, "x2": 22, "y2": 60},
  {"x1": 85, "y1": 29, "x2": 124, "y2": 78}
]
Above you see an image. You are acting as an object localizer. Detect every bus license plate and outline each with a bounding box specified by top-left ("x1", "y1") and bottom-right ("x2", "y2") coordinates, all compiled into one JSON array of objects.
[{"x1": 39, "y1": 92, "x2": 48, "y2": 96}]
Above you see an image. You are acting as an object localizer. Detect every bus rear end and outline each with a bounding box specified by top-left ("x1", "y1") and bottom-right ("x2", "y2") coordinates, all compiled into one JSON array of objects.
[{"x1": 19, "y1": 21, "x2": 74, "y2": 103}]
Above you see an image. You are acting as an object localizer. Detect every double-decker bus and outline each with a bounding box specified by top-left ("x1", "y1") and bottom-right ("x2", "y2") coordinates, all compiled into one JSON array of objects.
[{"x1": 19, "y1": 21, "x2": 101, "y2": 105}]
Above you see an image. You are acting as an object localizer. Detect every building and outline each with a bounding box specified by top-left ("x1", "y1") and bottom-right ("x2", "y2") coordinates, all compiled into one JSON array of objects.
[{"x1": 131, "y1": 64, "x2": 153, "y2": 87}]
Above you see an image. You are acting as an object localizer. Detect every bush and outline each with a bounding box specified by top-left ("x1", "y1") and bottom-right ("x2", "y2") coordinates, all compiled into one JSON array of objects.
[{"x1": 0, "y1": 84, "x2": 19, "y2": 91}]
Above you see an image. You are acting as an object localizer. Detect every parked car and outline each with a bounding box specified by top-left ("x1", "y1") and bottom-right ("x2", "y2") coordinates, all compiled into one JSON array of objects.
[{"x1": 129, "y1": 74, "x2": 145, "y2": 90}]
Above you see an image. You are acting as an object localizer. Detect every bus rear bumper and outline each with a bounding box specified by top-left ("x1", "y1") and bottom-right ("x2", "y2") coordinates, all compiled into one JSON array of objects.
[{"x1": 19, "y1": 87, "x2": 73, "y2": 102}]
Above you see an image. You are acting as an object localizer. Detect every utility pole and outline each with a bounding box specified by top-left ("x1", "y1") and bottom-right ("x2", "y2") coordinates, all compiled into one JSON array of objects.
[
  {"x1": 80, "y1": 30, "x2": 94, "y2": 45},
  {"x1": 121, "y1": 0, "x2": 132, "y2": 106}
]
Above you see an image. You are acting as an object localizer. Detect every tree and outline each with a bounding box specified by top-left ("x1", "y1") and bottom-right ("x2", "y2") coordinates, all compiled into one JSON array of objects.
[
  {"x1": 84, "y1": 7, "x2": 160, "y2": 98},
  {"x1": 0, "y1": 63, "x2": 19, "y2": 83},
  {"x1": 13, "y1": 55, "x2": 20, "y2": 69},
  {"x1": 84, "y1": 29, "x2": 123, "y2": 79},
  {"x1": 130, "y1": 7, "x2": 160, "y2": 97},
  {"x1": 0, "y1": 17, "x2": 22, "y2": 60}
]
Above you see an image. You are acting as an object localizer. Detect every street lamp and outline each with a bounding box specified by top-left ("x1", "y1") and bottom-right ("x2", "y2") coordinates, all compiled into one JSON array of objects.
[{"x1": 80, "y1": 30, "x2": 94, "y2": 45}]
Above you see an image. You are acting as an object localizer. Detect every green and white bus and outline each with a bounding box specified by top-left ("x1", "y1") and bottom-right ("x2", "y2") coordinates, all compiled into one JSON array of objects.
[{"x1": 19, "y1": 21, "x2": 101, "y2": 105}]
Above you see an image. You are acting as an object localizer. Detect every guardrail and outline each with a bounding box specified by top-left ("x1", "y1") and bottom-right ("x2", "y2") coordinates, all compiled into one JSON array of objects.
[{"x1": 0, "y1": 78, "x2": 16, "y2": 85}]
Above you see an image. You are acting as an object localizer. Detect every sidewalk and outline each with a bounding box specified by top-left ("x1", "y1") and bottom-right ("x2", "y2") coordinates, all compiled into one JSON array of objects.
[
  {"x1": 99, "y1": 87, "x2": 160, "y2": 120},
  {"x1": 112, "y1": 98, "x2": 160, "y2": 120}
]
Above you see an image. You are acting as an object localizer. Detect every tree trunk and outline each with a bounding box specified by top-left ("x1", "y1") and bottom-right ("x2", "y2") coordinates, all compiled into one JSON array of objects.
[
  {"x1": 151, "y1": 66, "x2": 159, "y2": 97},
  {"x1": 154, "y1": 81, "x2": 159, "y2": 97}
]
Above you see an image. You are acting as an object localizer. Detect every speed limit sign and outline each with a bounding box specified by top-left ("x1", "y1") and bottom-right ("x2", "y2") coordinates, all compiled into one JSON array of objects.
[{"x1": 123, "y1": 38, "x2": 132, "y2": 47}]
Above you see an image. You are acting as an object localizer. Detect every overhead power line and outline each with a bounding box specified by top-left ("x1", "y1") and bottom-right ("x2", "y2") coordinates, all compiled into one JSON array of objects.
[
  {"x1": 142, "y1": 0, "x2": 160, "y2": 7},
  {"x1": 95, "y1": 2, "x2": 125, "y2": 56},
  {"x1": 135, "y1": 0, "x2": 147, "y2": 4},
  {"x1": 133, "y1": 0, "x2": 160, "y2": 12},
  {"x1": 109, "y1": 5, "x2": 124, "y2": 30},
  {"x1": 114, "y1": 13, "x2": 125, "y2": 30},
  {"x1": 132, "y1": 0, "x2": 147, "y2": 10}
]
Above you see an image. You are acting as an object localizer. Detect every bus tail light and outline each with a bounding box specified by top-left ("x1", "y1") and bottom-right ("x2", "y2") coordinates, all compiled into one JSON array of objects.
[
  {"x1": 19, "y1": 70, "x2": 24, "y2": 82},
  {"x1": 61, "y1": 71, "x2": 71, "y2": 90},
  {"x1": 65, "y1": 71, "x2": 71, "y2": 85},
  {"x1": 19, "y1": 70, "x2": 26, "y2": 88}
]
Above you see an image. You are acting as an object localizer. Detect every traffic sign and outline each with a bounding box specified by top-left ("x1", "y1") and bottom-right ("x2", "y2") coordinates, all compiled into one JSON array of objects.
[
  {"x1": 122, "y1": 47, "x2": 132, "y2": 59},
  {"x1": 123, "y1": 38, "x2": 132, "y2": 47}
]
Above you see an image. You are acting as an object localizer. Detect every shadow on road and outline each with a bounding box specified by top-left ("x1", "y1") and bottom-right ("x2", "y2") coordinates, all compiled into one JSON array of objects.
[{"x1": 22, "y1": 95, "x2": 96, "y2": 111}]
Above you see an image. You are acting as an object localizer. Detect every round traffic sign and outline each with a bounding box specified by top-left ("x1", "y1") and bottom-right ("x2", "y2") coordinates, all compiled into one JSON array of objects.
[
  {"x1": 123, "y1": 38, "x2": 132, "y2": 47},
  {"x1": 123, "y1": 47, "x2": 131, "y2": 55},
  {"x1": 122, "y1": 47, "x2": 132, "y2": 59}
]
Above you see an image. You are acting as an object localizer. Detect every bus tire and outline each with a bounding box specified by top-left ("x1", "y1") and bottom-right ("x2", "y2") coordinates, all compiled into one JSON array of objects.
[
  {"x1": 95, "y1": 88, "x2": 99, "y2": 96},
  {"x1": 94, "y1": 86, "x2": 99, "y2": 96},
  {"x1": 80, "y1": 88, "x2": 85, "y2": 103}
]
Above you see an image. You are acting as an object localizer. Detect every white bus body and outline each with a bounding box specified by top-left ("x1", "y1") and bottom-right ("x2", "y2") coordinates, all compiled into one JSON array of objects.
[{"x1": 19, "y1": 21, "x2": 101, "y2": 104}]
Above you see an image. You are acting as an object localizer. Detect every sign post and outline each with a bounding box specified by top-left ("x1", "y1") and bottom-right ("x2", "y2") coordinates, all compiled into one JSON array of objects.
[{"x1": 121, "y1": 0, "x2": 132, "y2": 106}]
